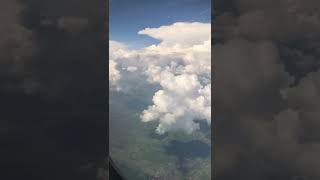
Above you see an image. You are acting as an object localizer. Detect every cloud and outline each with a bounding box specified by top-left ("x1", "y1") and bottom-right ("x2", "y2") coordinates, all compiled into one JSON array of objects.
[
  {"x1": 1, "y1": 0, "x2": 107, "y2": 179},
  {"x1": 109, "y1": 41, "x2": 126, "y2": 90},
  {"x1": 109, "y1": 22, "x2": 211, "y2": 134},
  {"x1": 138, "y1": 22, "x2": 210, "y2": 47},
  {"x1": 213, "y1": 0, "x2": 320, "y2": 179}
]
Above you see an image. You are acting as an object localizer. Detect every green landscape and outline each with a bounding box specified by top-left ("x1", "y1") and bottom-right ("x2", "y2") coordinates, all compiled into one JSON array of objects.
[{"x1": 109, "y1": 91, "x2": 211, "y2": 180}]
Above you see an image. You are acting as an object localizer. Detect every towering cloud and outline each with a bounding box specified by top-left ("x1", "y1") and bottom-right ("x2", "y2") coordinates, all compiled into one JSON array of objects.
[
  {"x1": 109, "y1": 41, "x2": 126, "y2": 90},
  {"x1": 109, "y1": 22, "x2": 211, "y2": 134}
]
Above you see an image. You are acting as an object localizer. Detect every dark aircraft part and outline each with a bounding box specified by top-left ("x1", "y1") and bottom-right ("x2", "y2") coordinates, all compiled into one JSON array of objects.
[{"x1": 109, "y1": 158, "x2": 125, "y2": 180}]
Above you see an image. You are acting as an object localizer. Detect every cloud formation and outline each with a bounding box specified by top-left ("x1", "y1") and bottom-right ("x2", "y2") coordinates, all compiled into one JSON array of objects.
[
  {"x1": 109, "y1": 22, "x2": 211, "y2": 134},
  {"x1": 1, "y1": 0, "x2": 107, "y2": 179},
  {"x1": 213, "y1": 0, "x2": 320, "y2": 179}
]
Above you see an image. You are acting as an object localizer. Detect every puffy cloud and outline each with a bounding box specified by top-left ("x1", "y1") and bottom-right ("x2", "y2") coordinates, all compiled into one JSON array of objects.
[
  {"x1": 140, "y1": 73, "x2": 211, "y2": 134},
  {"x1": 109, "y1": 59, "x2": 121, "y2": 90},
  {"x1": 109, "y1": 41, "x2": 126, "y2": 90},
  {"x1": 109, "y1": 22, "x2": 211, "y2": 134},
  {"x1": 213, "y1": 0, "x2": 320, "y2": 179}
]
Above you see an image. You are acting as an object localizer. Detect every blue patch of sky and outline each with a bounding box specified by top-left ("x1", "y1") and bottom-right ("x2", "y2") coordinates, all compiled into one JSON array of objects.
[{"x1": 110, "y1": 0, "x2": 211, "y2": 49}]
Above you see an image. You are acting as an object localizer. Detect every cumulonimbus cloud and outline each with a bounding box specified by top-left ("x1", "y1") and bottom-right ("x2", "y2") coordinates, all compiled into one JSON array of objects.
[{"x1": 109, "y1": 22, "x2": 211, "y2": 134}]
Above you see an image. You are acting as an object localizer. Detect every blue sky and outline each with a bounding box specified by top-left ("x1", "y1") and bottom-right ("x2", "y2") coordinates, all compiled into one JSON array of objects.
[{"x1": 109, "y1": 0, "x2": 211, "y2": 48}]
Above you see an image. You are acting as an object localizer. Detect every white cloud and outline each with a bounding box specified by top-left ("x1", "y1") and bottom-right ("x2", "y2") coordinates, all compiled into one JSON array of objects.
[
  {"x1": 109, "y1": 22, "x2": 211, "y2": 134},
  {"x1": 126, "y1": 66, "x2": 138, "y2": 72},
  {"x1": 109, "y1": 41, "x2": 123, "y2": 90},
  {"x1": 109, "y1": 40, "x2": 135, "y2": 91},
  {"x1": 109, "y1": 59, "x2": 121, "y2": 90},
  {"x1": 138, "y1": 22, "x2": 211, "y2": 47}
]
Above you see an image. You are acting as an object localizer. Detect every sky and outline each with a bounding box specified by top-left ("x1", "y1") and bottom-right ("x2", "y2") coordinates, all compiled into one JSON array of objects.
[{"x1": 109, "y1": 0, "x2": 211, "y2": 48}]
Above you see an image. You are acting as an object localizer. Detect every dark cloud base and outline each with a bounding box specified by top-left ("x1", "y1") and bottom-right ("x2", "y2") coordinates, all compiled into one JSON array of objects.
[
  {"x1": 1, "y1": 0, "x2": 108, "y2": 179},
  {"x1": 213, "y1": 0, "x2": 320, "y2": 180}
]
